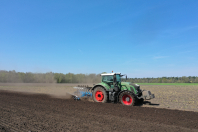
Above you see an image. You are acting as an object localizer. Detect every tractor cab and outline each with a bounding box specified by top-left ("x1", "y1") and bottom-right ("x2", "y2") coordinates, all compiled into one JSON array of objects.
[
  {"x1": 101, "y1": 73, "x2": 126, "y2": 92},
  {"x1": 101, "y1": 72, "x2": 125, "y2": 82}
]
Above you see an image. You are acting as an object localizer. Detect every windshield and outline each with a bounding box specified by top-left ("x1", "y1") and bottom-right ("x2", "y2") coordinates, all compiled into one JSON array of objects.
[
  {"x1": 116, "y1": 74, "x2": 121, "y2": 82},
  {"x1": 102, "y1": 74, "x2": 121, "y2": 83},
  {"x1": 102, "y1": 76, "x2": 113, "y2": 82}
]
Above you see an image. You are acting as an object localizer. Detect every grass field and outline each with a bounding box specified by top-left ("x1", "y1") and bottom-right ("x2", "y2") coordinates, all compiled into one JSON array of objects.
[{"x1": 137, "y1": 83, "x2": 198, "y2": 86}]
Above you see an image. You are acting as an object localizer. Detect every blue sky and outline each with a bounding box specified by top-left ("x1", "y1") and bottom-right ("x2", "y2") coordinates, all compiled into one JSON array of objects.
[{"x1": 0, "y1": 0, "x2": 198, "y2": 78}]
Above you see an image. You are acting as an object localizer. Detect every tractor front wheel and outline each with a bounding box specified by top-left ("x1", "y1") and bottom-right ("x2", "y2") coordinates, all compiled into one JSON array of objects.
[
  {"x1": 119, "y1": 91, "x2": 136, "y2": 106},
  {"x1": 93, "y1": 87, "x2": 107, "y2": 103}
]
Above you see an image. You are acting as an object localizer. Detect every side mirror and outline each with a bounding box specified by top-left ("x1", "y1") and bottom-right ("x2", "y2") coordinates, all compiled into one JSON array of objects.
[{"x1": 126, "y1": 76, "x2": 127, "y2": 80}]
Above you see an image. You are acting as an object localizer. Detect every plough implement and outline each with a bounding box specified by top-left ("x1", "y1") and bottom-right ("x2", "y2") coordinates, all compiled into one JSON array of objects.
[{"x1": 71, "y1": 85, "x2": 92, "y2": 100}]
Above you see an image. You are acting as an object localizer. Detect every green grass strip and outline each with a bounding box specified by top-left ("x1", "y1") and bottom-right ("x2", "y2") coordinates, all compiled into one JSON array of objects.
[{"x1": 136, "y1": 83, "x2": 198, "y2": 86}]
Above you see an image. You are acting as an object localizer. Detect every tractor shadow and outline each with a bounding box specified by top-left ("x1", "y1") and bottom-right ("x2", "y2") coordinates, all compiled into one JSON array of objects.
[{"x1": 136, "y1": 101, "x2": 160, "y2": 106}]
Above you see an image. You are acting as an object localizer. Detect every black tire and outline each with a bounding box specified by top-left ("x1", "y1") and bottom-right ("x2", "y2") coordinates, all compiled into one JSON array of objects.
[
  {"x1": 119, "y1": 91, "x2": 136, "y2": 106},
  {"x1": 137, "y1": 98, "x2": 144, "y2": 105},
  {"x1": 92, "y1": 87, "x2": 107, "y2": 103}
]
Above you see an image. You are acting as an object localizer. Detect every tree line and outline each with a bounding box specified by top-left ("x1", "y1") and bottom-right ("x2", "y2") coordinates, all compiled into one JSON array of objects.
[
  {"x1": 0, "y1": 70, "x2": 197, "y2": 83},
  {"x1": 122, "y1": 76, "x2": 198, "y2": 83},
  {"x1": 0, "y1": 70, "x2": 100, "y2": 83}
]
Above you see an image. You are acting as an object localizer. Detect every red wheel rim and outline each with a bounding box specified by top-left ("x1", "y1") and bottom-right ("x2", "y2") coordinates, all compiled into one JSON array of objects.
[
  {"x1": 122, "y1": 94, "x2": 132, "y2": 105},
  {"x1": 95, "y1": 91, "x2": 104, "y2": 102}
]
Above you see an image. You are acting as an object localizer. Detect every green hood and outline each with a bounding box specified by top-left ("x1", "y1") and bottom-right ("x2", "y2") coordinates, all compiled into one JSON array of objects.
[
  {"x1": 121, "y1": 82, "x2": 141, "y2": 94},
  {"x1": 121, "y1": 82, "x2": 140, "y2": 88}
]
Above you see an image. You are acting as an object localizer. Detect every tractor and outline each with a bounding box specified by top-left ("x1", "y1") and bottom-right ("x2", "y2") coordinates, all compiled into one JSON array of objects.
[{"x1": 71, "y1": 72, "x2": 155, "y2": 106}]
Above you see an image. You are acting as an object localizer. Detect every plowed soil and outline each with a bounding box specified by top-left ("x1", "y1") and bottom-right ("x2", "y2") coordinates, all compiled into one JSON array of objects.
[
  {"x1": 0, "y1": 90, "x2": 198, "y2": 132},
  {"x1": 1, "y1": 83, "x2": 198, "y2": 112}
]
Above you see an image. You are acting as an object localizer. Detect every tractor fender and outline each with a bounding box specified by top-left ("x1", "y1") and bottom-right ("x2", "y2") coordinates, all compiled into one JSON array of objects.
[
  {"x1": 117, "y1": 90, "x2": 136, "y2": 102},
  {"x1": 90, "y1": 84, "x2": 107, "y2": 92}
]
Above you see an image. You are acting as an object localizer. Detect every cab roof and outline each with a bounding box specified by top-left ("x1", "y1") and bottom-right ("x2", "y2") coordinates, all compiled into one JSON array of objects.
[{"x1": 100, "y1": 73, "x2": 121, "y2": 76}]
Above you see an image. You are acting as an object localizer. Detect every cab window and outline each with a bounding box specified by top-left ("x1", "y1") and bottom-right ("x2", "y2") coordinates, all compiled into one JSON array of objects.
[
  {"x1": 116, "y1": 74, "x2": 121, "y2": 82},
  {"x1": 102, "y1": 76, "x2": 113, "y2": 82}
]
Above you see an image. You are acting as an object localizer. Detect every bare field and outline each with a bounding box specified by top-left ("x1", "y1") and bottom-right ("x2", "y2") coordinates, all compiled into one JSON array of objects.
[
  {"x1": 141, "y1": 85, "x2": 198, "y2": 112},
  {"x1": 0, "y1": 83, "x2": 92, "y2": 99},
  {"x1": 0, "y1": 83, "x2": 198, "y2": 112},
  {"x1": 1, "y1": 91, "x2": 198, "y2": 132}
]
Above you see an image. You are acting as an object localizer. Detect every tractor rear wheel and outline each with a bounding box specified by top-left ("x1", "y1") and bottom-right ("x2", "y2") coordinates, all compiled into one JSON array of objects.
[
  {"x1": 119, "y1": 91, "x2": 136, "y2": 106},
  {"x1": 93, "y1": 87, "x2": 107, "y2": 103}
]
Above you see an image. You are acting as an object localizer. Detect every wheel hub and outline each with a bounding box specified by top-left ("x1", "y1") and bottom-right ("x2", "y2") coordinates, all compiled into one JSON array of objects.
[
  {"x1": 122, "y1": 94, "x2": 132, "y2": 105},
  {"x1": 126, "y1": 97, "x2": 130, "y2": 102}
]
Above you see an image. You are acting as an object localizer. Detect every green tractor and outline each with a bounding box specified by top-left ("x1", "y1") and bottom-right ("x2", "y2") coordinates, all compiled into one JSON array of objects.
[
  {"x1": 71, "y1": 72, "x2": 155, "y2": 106},
  {"x1": 90, "y1": 72, "x2": 155, "y2": 106}
]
